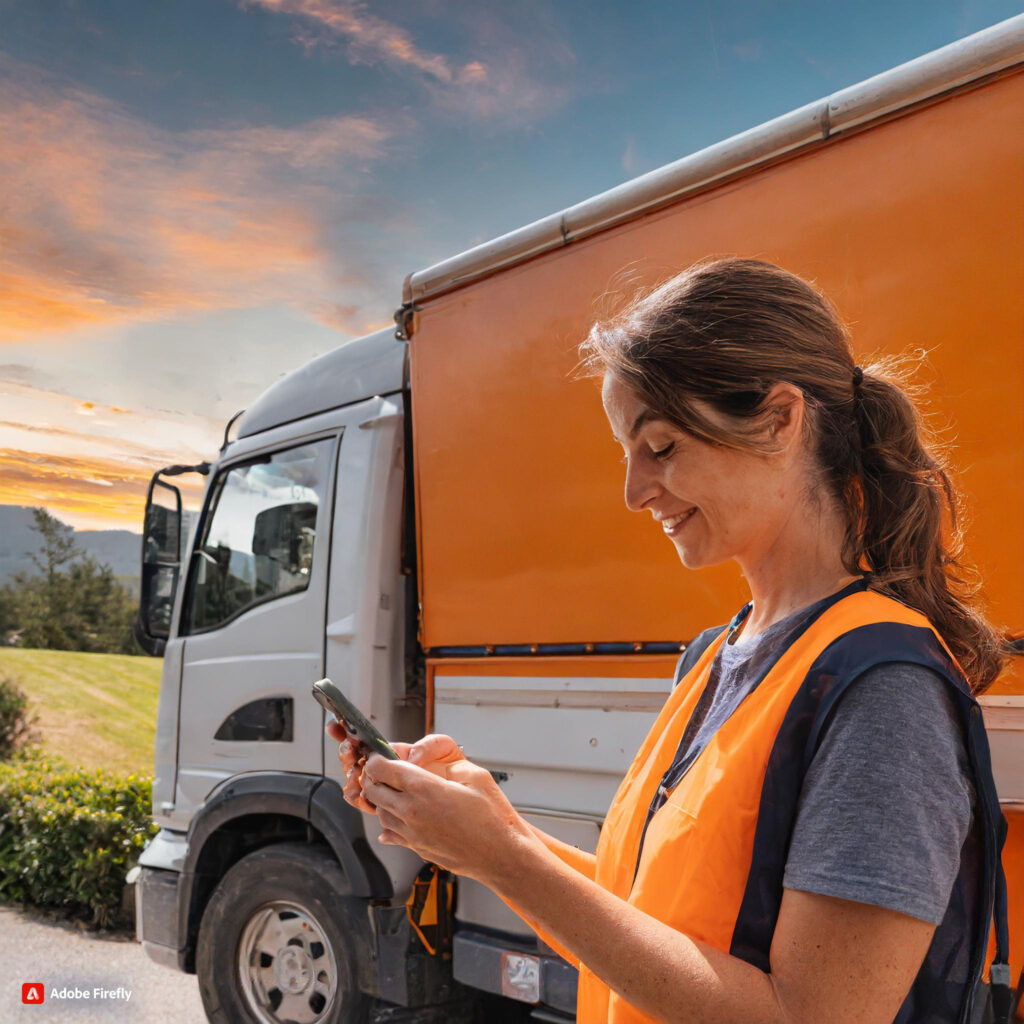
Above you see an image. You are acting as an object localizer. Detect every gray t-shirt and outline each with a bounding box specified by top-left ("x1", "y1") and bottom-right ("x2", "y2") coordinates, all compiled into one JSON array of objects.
[{"x1": 675, "y1": 601, "x2": 975, "y2": 925}]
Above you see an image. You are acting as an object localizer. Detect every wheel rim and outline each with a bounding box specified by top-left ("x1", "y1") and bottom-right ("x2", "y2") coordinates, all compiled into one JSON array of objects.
[{"x1": 237, "y1": 900, "x2": 340, "y2": 1024}]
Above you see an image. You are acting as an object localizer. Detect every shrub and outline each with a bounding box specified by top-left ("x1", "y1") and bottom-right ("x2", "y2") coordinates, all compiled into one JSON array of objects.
[
  {"x1": 0, "y1": 676, "x2": 37, "y2": 760},
  {"x1": 0, "y1": 753, "x2": 159, "y2": 928}
]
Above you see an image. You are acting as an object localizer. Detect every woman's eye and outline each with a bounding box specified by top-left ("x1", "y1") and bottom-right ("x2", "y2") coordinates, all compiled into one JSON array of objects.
[{"x1": 619, "y1": 444, "x2": 674, "y2": 465}]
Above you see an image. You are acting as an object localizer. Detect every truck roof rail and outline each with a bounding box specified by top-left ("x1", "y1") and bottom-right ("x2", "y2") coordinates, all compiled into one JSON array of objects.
[{"x1": 403, "y1": 13, "x2": 1024, "y2": 307}]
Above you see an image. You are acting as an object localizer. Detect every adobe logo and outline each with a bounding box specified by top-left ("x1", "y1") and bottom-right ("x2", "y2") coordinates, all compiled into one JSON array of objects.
[{"x1": 22, "y1": 983, "x2": 45, "y2": 1004}]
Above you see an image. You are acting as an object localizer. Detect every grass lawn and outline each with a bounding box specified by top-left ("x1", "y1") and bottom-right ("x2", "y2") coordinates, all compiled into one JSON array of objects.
[{"x1": 0, "y1": 648, "x2": 163, "y2": 775}]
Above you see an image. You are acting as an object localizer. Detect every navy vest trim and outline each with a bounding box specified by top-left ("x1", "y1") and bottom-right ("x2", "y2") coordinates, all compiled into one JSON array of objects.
[
  {"x1": 632, "y1": 579, "x2": 872, "y2": 887},
  {"x1": 727, "y1": 621, "x2": 1007, "y2": 1024}
]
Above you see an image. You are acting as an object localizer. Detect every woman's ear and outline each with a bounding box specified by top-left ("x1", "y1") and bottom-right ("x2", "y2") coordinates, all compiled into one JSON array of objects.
[{"x1": 762, "y1": 382, "x2": 804, "y2": 449}]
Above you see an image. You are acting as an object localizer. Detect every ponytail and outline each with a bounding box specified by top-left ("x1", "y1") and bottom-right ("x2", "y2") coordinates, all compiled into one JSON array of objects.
[{"x1": 845, "y1": 358, "x2": 1007, "y2": 692}]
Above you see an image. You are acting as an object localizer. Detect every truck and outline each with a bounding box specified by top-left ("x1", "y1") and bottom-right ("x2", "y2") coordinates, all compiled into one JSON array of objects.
[{"x1": 131, "y1": 14, "x2": 1024, "y2": 1023}]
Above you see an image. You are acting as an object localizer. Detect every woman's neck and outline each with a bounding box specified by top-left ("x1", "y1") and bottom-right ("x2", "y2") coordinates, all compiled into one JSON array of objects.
[{"x1": 734, "y1": 498, "x2": 860, "y2": 643}]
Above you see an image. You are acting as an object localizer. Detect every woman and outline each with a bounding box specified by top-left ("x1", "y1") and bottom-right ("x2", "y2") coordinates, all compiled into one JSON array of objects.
[{"x1": 328, "y1": 258, "x2": 1010, "y2": 1023}]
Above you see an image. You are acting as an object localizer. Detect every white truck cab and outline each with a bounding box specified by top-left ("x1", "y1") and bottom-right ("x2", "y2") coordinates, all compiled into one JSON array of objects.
[{"x1": 134, "y1": 331, "x2": 503, "y2": 1021}]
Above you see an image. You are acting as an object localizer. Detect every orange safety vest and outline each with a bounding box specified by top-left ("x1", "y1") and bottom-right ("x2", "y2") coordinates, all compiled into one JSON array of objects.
[{"x1": 563, "y1": 582, "x2": 1008, "y2": 1024}]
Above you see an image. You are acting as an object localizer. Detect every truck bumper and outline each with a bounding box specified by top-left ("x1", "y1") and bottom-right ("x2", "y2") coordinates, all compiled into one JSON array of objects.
[
  {"x1": 135, "y1": 866, "x2": 186, "y2": 970},
  {"x1": 453, "y1": 929, "x2": 577, "y2": 1018},
  {"x1": 134, "y1": 828, "x2": 190, "y2": 972}
]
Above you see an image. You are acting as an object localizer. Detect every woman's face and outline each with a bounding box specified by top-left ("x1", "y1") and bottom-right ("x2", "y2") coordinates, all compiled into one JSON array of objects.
[{"x1": 601, "y1": 374, "x2": 802, "y2": 572}]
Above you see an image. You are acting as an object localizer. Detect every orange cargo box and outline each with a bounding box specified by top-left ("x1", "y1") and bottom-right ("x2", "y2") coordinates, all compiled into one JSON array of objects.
[{"x1": 408, "y1": 67, "x2": 1023, "y2": 695}]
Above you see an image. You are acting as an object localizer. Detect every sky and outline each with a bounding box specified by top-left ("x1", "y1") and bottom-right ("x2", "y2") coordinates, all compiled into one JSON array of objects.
[{"x1": 2, "y1": 0, "x2": 1021, "y2": 532}]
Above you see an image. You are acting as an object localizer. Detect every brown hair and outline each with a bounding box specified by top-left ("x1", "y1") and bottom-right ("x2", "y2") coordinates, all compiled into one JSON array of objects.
[{"x1": 579, "y1": 256, "x2": 1008, "y2": 693}]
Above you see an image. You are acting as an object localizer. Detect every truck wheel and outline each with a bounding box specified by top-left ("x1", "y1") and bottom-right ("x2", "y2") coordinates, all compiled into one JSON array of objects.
[{"x1": 196, "y1": 842, "x2": 376, "y2": 1024}]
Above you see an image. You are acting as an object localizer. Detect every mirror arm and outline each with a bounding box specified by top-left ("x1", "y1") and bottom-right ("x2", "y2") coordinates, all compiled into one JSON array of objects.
[{"x1": 160, "y1": 461, "x2": 210, "y2": 478}]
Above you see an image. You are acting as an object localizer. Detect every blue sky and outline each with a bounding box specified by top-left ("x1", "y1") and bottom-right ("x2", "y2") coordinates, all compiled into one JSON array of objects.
[{"x1": 1, "y1": 0, "x2": 1020, "y2": 529}]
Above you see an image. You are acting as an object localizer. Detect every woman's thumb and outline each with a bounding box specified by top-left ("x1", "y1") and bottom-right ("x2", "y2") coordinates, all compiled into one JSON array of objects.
[{"x1": 408, "y1": 733, "x2": 465, "y2": 764}]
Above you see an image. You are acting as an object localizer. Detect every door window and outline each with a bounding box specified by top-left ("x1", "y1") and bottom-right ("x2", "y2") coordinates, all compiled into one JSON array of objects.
[{"x1": 185, "y1": 439, "x2": 334, "y2": 633}]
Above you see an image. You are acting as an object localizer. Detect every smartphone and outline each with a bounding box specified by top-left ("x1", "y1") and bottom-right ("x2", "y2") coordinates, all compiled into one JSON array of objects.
[{"x1": 312, "y1": 678, "x2": 400, "y2": 761}]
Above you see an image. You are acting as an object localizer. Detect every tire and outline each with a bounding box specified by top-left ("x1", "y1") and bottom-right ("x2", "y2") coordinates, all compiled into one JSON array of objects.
[{"x1": 196, "y1": 842, "x2": 377, "y2": 1024}]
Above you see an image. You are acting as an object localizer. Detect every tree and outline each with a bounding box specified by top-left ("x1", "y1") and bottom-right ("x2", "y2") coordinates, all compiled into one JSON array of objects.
[
  {"x1": 0, "y1": 584, "x2": 17, "y2": 640},
  {"x1": 28, "y1": 508, "x2": 79, "y2": 585},
  {"x1": 6, "y1": 509, "x2": 141, "y2": 655},
  {"x1": 11, "y1": 509, "x2": 79, "y2": 649},
  {"x1": 65, "y1": 556, "x2": 141, "y2": 654}
]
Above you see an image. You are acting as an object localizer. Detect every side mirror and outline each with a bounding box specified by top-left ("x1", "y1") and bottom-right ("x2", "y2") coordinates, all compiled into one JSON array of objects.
[{"x1": 136, "y1": 477, "x2": 183, "y2": 656}]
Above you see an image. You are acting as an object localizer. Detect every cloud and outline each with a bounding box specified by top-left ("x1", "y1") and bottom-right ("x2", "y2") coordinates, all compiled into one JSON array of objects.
[
  {"x1": 0, "y1": 379, "x2": 221, "y2": 470},
  {"x1": 431, "y1": 4, "x2": 577, "y2": 126},
  {"x1": 248, "y1": 0, "x2": 458, "y2": 80},
  {"x1": 0, "y1": 449, "x2": 203, "y2": 532},
  {"x1": 0, "y1": 57, "x2": 396, "y2": 342},
  {"x1": 0, "y1": 379, "x2": 219, "y2": 531},
  {"x1": 619, "y1": 135, "x2": 661, "y2": 180},
  {"x1": 313, "y1": 302, "x2": 393, "y2": 335},
  {"x1": 245, "y1": 0, "x2": 575, "y2": 126},
  {"x1": 0, "y1": 363, "x2": 53, "y2": 388}
]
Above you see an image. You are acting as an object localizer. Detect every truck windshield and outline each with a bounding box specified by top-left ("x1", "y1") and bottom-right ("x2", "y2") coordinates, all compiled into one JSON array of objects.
[{"x1": 185, "y1": 438, "x2": 333, "y2": 633}]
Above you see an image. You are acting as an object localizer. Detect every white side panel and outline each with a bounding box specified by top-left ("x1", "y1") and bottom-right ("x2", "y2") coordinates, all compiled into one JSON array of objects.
[
  {"x1": 435, "y1": 673, "x2": 668, "y2": 818},
  {"x1": 437, "y1": 672, "x2": 665, "y2": 934},
  {"x1": 455, "y1": 811, "x2": 602, "y2": 938},
  {"x1": 980, "y1": 695, "x2": 1024, "y2": 805}
]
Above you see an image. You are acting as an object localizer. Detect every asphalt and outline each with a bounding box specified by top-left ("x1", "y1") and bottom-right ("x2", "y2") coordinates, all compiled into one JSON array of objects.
[{"x1": 1, "y1": 907, "x2": 208, "y2": 1023}]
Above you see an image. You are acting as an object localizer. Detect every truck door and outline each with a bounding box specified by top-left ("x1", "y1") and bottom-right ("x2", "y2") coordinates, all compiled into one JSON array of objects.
[{"x1": 173, "y1": 433, "x2": 338, "y2": 815}]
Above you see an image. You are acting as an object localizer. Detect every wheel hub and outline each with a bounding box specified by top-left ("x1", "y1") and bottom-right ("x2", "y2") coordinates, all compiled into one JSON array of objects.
[
  {"x1": 274, "y1": 945, "x2": 313, "y2": 994},
  {"x1": 237, "y1": 900, "x2": 339, "y2": 1024}
]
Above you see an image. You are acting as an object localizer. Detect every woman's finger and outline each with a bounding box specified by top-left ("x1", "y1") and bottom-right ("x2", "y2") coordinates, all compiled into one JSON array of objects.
[
  {"x1": 361, "y1": 770, "x2": 404, "y2": 813},
  {"x1": 343, "y1": 773, "x2": 377, "y2": 814},
  {"x1": 377, "y1": 805, "x2": 407, "y2": 836},
  {"x1": 337, "y1": 740, "x2": 360, "y2": 773},
  {"x1": 325, "y1": 718, "x2": 350, "y2": 744},
  {"x1": 364, "y1": 752, "x2": 415, "y2": 784}
]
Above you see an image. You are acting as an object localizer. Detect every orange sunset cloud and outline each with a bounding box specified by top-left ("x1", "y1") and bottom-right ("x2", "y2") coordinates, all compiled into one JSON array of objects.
[
  {"x1": 0, "y1": 449, "x2": 208, "y2": 533},
  {"x1": 0, "y1": 378, "x2": 221, "y2": 531},
  {"x1": 247, "y1": 0, "x2": 460, "y2": 80},
  {"x1": 0, "y1": 58, "x2": 393, "y2": 342}
]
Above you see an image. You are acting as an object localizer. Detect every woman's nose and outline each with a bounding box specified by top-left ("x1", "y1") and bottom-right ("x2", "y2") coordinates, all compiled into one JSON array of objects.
[{"x1": 624, "y1": 457, "x2": 661, "y2": 512}]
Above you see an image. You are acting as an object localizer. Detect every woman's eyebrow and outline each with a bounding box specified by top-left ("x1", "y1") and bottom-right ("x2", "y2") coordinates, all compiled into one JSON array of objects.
[{"x1": 612, "y1": 409, "x2": 663, "y2": 443}]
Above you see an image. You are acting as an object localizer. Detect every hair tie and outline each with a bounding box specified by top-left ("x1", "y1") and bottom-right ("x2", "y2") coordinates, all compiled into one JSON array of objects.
[{"x1": 852, "y1": 365, "x2": 864, "y2": 389}]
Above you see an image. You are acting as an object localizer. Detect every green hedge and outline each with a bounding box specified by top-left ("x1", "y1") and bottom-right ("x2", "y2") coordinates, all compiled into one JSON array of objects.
[
  {"x1": 0, "y1": 675, "x2": 36, "y2": 760},
  {"x1": 0, "y1": 753, "x2": 159, "y2": 928}
]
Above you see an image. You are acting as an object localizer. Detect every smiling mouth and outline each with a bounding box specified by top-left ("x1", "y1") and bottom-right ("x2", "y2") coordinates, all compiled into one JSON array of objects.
[{"x1": 661, "y1": 508, "x2": 697, "y2": 534}]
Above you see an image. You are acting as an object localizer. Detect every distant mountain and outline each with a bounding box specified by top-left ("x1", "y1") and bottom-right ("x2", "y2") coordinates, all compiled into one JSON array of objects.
[{"x1": 0, "y1": 505, "x2": 143, "y2": 587}]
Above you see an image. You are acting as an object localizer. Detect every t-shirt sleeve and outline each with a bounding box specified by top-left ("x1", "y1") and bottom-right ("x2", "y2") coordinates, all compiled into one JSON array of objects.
[{"x1": 782, "y1": 663, "x2": 974, "y2": 925}]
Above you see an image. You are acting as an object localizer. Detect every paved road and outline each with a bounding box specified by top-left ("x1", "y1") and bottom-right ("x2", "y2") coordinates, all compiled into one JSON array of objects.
[{"x1": 1, "y1": 907, "x2": 208, "y2": 1022}]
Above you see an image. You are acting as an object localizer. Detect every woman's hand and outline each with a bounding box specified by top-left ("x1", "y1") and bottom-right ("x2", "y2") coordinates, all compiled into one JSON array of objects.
[
  {"x1": 359, "y1": 744, "x2": 543, "y2": 885},
  {"x1": 325, "y1": 725, "x2": 470, "y2": 812},
  {"x1": 326, "y1": 723, "x2": 543, "y2": 882}
]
